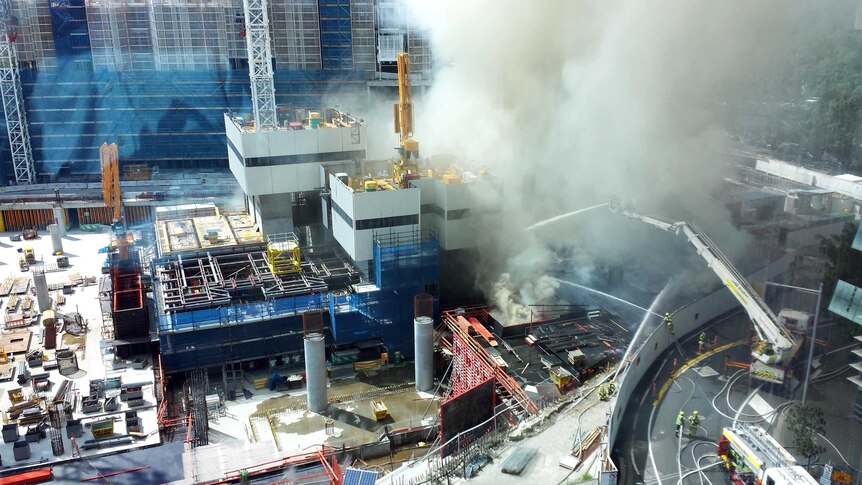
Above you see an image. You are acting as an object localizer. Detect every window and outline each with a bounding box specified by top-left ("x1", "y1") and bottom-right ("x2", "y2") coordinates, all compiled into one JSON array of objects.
[{"x1": 355, "y1": 214, "x2": 418, "y2": 230}]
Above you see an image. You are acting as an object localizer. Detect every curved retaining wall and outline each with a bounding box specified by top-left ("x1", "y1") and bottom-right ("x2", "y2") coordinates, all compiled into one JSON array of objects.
[{"x1": 608, "y1": 253, "x2": 796, "y2": 447}]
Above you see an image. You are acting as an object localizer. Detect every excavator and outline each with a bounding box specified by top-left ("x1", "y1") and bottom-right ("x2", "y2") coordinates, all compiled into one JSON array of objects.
[
  {"x1": 392, "y1": 52, "x2": 420, "y2": 188},
  {"x1": 610, "y1": 200, "x2": 800, "y2": 384}
]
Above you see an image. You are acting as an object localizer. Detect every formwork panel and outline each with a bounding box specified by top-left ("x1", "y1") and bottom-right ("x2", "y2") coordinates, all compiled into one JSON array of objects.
[{"x1": 440, "y1": 378, "x2": 495, "y2": 458}]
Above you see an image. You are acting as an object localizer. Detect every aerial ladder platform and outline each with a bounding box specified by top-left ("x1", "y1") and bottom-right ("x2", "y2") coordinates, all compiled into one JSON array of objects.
[{"x1": 610, "y1": 201, "x2": 800, "y2": 380}]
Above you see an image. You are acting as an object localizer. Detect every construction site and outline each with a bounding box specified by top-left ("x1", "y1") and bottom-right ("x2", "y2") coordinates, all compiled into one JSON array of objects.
[{"x1": 0, "y1": 1, "x2": 860, "y2": 485}]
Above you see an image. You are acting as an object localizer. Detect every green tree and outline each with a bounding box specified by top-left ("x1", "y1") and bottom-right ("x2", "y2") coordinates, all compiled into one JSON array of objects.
[
  {"x1": 796, "y1": 31, "x2": 862, "y2": 163},
  {"x1": 786, "y1": 403, "x2": 826, "y2": 468}
]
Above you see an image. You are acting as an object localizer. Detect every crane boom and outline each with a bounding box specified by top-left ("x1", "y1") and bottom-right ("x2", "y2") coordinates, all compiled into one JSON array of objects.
[
  {"x1": 0, "y1": 0, "x2": 35, "y2": 184},
  {"x1": 392, "y1": 52, "x2": 419, "y2": 187},
  {"x1": 611, "y1": 203, "x2": 796, "y2": 363},
  {"x1": 242, "y1": 0, "x2": 277, "y2": 131}
]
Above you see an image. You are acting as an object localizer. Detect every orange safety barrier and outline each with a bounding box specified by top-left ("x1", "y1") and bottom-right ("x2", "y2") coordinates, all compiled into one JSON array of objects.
[
  {"x1": 468, "y1": 317, "x2": 498, "y2": 347},
  {"x1": 124, "y1": 206, "x2": 153, "y2": 225},
  {"x1": 0, "y1": 467, "x2": 53, "y2": 485},
  {"x1": 1, "y1": 209, "x2": 55, "y2": 231},
  {"x1": 78, "y1": 207, "x2": 114, "y2": 225}
]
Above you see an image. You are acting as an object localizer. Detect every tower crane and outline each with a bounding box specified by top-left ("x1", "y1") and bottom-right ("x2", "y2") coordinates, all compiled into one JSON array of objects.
[
  {"x1": 610, "y1": 201, "x2": 800, "y2": 382},
  {"x1": 242, "y1": 0, "x2": 277, "y2": 132},
  {"x1": 392, "y1": 52, "x2": 419, "y2": 188},
  {"x1": 0, "y1": 0, "x2": 35, "y2": 184}
]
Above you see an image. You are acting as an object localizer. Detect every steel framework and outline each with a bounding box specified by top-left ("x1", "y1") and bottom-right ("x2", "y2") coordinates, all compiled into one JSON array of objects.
[
  {"x1": 0, "y1": 0, "x2": 35, "y2": 184},
  {"x1": 242, "y1": 0, "x2": 277, "y2": 131},
  {"x1": 449, "y1": 331, "x2": 494, "y2": 398},
  {"x1": 444, "y1": 308, "x2": 539, "y2": 415}
]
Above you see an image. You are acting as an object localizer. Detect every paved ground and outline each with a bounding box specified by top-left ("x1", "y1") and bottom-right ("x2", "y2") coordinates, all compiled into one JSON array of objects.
[{"x1": 615, "y1": 309, "x2": 862, "y2": 485}]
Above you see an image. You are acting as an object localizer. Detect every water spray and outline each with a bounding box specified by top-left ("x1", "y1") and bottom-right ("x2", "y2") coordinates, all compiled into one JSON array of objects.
[{"x1": 524, "y1": 203, "x2": 609, "y2": 231}]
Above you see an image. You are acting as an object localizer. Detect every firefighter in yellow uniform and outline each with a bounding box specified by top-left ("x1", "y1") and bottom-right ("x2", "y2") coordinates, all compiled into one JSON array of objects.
[
  {"x1": 688, "y1": 410, "x2": 700, "y2": 435},
  {"x1": 664, "y1": 313, "x2": 674, "y2": 335},
  {"x1": 675, "y1": 410, "x2": 685, "y2": 437}
]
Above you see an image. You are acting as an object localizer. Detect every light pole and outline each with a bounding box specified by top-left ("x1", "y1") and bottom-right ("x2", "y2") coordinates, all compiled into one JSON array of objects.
[{"x1": 764, "y1": 281, "x2": 823, "y2": 406}]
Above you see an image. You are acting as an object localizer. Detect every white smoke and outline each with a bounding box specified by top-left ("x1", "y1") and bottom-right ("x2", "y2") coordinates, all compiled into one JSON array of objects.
[{"x1": 401, "y1": 0, "x2": 819, "y2": 305}]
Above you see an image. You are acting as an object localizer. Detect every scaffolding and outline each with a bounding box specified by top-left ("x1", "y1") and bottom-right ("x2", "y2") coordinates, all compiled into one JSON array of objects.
[
  {"x1": 266, "y1": 233, "x2": 302, "y2": 275},
  {"x1": 156, "y1": 243, "x2": 360, "y2": 315},
  {"x1": 443, "y1": 308, "x2": 539, "y2": 416},
  {"x1": 242, "y1": 0, "x2": 277, "y2": 131},
  {"x1": 0, "y1": 0, "x2": 35, "y2": 185},
  {"x1": 186, "y1": 368, "x2": 209, "y2": 447}
]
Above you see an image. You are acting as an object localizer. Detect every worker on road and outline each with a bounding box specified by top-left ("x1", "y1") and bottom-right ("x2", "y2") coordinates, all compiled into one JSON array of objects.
[
  {"x1": 597, "y1": 384, "x2": 607, "y2": 401},
  {"x1": 607, "y1": 380, "x2": 616, "y2": 396},
  {"x1": 675, "y1": 410, "x2": 685, "y2": 437},
  {"x1": 664, "y1": 313, "x2": 674, "y2": 335},
  {"x1": 688, "y1": 410, "x2": 700, "y2": 435},
  {"x1": 698, "y1": 331, "x2": 706, "y2": 353}
]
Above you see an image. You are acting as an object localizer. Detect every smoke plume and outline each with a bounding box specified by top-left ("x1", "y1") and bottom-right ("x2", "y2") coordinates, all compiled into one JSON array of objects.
[{"x1": 398, "y1": 0, "x2": 830, "y2": 319}]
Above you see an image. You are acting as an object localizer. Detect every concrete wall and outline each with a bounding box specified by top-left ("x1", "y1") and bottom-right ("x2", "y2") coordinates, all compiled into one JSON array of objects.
[
  {"x1": 608, "y1": 252, "x2": 797, "y2": 448},
  {"x1": 225, "y1": 114, "x2": 367, "y2": 159},
  {"x1": 783, "y1": 217, "x2": 854, "y2": 250},
  {"x1": 258, "y1": 193, "x2": 294, "y2": 235},
  {"x1": 329, "y1": 174, "x2": 420, "y2": 262},
  {"x1": 756, "y1": 158, "x2": 862, "y2": 201},
  {"x1": 229, "y1": 149, "x2": 324, "y2": 196},
  {"x1": 226, "y1": 114, "x2": 367, "y2": 196},
  {"x1": 413, "y1": 177, "x2": 500, "y2": 251}
]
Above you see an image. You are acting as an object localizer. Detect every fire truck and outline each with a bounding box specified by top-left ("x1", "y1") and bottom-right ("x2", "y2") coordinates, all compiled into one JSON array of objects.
[{"x1": 717, "y1": 424, "x2": 818, "y2": 485}]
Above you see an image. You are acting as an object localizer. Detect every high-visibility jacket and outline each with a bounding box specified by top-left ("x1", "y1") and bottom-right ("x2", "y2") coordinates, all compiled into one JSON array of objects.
[{"x1": 676, "y1": 414, "x2": 684, "y2": 426}]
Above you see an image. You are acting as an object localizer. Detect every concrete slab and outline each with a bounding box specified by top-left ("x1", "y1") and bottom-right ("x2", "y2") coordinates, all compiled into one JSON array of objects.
[
  {"x1": 0, "y1": 230, "x2": 160, "y2": 473},
  {"x1": 693, "y1": 365, "x2": 719, "y2": 378}
]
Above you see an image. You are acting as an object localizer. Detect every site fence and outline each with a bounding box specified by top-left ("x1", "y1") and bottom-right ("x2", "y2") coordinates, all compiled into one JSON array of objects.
[{"x1": 158, "y1": 294, "x2": 327, "y2": 333}]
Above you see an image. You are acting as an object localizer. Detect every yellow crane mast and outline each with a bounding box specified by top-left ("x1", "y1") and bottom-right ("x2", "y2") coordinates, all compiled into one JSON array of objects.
[
  {"x1": 99, "y1": 142, "x2": 122, "y2": 224},
  {"x1": 393, "y1": 52, "x2": 419, "y2": 188}
]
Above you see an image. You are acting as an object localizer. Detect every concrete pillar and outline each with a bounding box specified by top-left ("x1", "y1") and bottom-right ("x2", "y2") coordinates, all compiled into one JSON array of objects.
[
  {"x1": 52, "y1": 207, "x2": 66, "y2": 236},
  {"x1": 304, "y1": 333, "x2": 327, "y2": 413},
  {"x1": 33, "y1": 269, "x2": 50, "y2": 312},
  {"x1": 414, "y1": 316, "x2": 434, "y2": 392},
  {"x1": 48, "y1": 224, "x2": 63, "y2": 255}
]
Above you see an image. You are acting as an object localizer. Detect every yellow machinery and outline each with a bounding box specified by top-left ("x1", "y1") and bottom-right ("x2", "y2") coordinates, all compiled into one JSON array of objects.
[
  {"x1": 392, "y1": 52, "x2": 419, "y2": 188},
  {"x1": 0, "y1": 348, "x2": 7, "y2": 365},
  {"x1": 23, "y1": 247, "x2": 35, "y2": 263},
  {"x1": 266, "y1": 233, "x2": 301, "y2": 275},
  {"x1": 91, "y1": 419, "x2": 114, "y2": 439},
  {"x1": 549, "y1": 366, "x2": 573, "y2": 389},
  {"x1": 7, "y1": 388, "x2": 22, "y2": 405},
  {"x1": 370, "y1": 400, "x2": 389, "y2": 421},
  {"x1": 99, "y1": 142, "x2": 122, "y2": 223}
]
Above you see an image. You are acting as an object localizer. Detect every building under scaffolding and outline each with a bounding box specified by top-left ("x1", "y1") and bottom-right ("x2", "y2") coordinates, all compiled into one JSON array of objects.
[{"x1": 153, "y1": 205, "x2": 438, "y2": 375}]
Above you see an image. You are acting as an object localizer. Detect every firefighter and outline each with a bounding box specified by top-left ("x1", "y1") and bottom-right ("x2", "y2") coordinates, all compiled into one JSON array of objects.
[
  {"x1": 698, "y1": 331, "x2": 707, "y2": 353},
  {"x1": 664, "y1": 313, "x2": 674, "y2": 335},
  {"x1": 607, "y1": 380, "x2": 616, "y2": 396},
  {"x1": 597, "y1": 384, "x2": 607, "y2": 401},
  {"x1": 688, "y1": 410, "x2": 700, "y2": 435},
  {"x1": 675, "y1": 410, "x2": 685, "y2": 437}
]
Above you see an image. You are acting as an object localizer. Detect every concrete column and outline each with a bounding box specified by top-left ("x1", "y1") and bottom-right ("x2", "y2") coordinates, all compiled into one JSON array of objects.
[
  {"x1": 48, "y1": 224, "x2": 63, "y2": 255},
  {"x1": 304, "y1": 333, "x2": 327, "y2": 413},
  {"x1": 33, "y1": 270, "x2": 50, "y2": 312},
  {"x1": 52, "y1": 207, "x2": 66, "y2": 236},
  {"x1": 414, "y1": 316, "x2": 434, "y2": 392}
]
